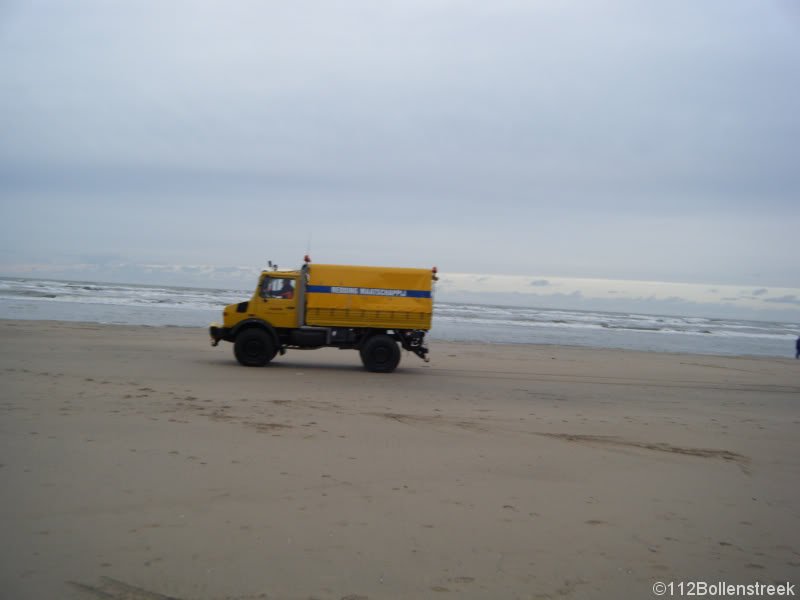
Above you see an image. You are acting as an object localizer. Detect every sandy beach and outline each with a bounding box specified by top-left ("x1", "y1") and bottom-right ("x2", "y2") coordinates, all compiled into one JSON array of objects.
[{"x1": 1, "y1": 319, "x2": 798, "y2": 599}]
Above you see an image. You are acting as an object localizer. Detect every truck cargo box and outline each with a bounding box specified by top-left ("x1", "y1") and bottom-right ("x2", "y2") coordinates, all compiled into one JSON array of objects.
[{"x1": 305, "y1": 264, "x2": 433, "y2": 330}]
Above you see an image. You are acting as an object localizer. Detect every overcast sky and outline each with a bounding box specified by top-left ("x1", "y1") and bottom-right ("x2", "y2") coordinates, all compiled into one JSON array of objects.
[{"x1": 1, "y1": 1, "x2": 798, "y2": 319}]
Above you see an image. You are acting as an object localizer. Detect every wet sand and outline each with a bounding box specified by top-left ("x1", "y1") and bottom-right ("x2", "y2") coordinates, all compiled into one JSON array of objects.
[{"x1": 1, "y1": 319, "x2": 798, "y2": 599}]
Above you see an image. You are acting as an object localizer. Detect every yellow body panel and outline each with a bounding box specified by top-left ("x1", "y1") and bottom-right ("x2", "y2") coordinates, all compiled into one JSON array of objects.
[{"x1": 305, "y1": 264, "x2": 432, "y2": 330}]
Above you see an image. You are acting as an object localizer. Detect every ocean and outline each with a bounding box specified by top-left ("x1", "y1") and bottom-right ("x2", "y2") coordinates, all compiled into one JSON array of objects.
[{"x1": 0, "y1": 277, "x2": 797, "y2": 359}]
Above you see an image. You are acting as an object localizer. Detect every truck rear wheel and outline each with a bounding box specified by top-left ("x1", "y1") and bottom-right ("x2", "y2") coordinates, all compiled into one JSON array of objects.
[
  {"x1": 360, "y1": 334, "x2": 401, "y2": 373},
  {"x1": 234, "y1": 329, "x2": 276, "y2": 367}
]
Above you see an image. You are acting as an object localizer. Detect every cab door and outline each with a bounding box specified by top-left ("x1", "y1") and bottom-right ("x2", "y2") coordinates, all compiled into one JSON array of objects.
[{"x1": 257, "y1": 276, "x2": 298, "y2": 329}]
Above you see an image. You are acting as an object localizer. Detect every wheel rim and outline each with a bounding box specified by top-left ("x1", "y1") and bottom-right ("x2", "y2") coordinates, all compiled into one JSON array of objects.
[
  {"x1": 372, "y1": 345, "x2": 391, "y2": 366},
  {"x1": 244, "y1": 339, "x2": 264, "y2": 359}
]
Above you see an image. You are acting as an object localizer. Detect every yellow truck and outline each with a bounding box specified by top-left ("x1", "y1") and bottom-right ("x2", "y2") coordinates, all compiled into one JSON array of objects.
[{"x1": 209, "y1": 258, "x2": 436, "y2": 372}]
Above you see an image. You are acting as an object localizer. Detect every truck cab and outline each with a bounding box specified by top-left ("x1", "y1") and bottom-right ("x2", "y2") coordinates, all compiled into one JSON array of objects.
[{"x1": 256, "y1": 272, "x2": 300, "y2": 329}]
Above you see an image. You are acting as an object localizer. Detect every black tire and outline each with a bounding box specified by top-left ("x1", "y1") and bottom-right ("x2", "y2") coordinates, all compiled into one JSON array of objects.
[
  {"x1": 360, "y1": 334, "x2": 401, "y2": 373},
  {"x1": 233, "y1": 329, "x2": 276, "y2": 367}
]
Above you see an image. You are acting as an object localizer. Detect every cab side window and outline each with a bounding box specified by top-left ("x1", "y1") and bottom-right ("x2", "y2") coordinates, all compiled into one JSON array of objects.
[{"x1": 262, "y1": 278, "x2": 294, "y2": 299}]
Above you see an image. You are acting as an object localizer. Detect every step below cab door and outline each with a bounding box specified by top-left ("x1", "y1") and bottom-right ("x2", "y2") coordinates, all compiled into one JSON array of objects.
[{"x1": 257, "y1": 275, "x2": 298, "y2": 329}]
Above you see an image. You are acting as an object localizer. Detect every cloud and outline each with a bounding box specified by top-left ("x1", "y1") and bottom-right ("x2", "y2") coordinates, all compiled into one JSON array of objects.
[
  {"x1": 763, "y1": 295, "x2": 800, "y2": 306},
  {"x1": 752, "y1": 288, "x2": 768, "y2": 296},
  {"x1": 530, "y1": 279, "x2": 550, "y2": 287}
]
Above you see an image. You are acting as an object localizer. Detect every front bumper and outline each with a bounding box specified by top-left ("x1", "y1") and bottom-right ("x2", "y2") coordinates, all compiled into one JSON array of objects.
[{"x1": 209, "y1": 324, "x2": 230, "y2": 346}]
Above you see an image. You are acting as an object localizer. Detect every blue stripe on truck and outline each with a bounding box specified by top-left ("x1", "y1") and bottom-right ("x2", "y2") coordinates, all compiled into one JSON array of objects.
[{"x1": 307, "y1": 285, "x2": 431, "y2": 299}]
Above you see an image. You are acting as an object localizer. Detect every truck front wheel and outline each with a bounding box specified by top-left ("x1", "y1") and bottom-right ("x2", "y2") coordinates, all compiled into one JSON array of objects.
[
  {"x1": 360, "y1": 334, "x2": 401, "y2": 373},
  {"x1": 234, "y1": 329, "x2": 276, "y2": 367}
]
